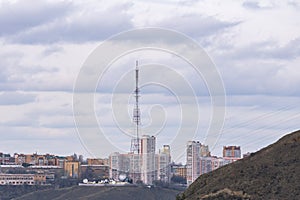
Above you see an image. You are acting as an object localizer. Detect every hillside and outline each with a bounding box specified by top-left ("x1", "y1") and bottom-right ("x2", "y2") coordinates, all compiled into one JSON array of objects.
[
  {"x1": 13, "y1": 185, "x2": 181, "y2": 200},
  {"x1": 178, "y1": 130, "x2": 300, "y2": 200}
]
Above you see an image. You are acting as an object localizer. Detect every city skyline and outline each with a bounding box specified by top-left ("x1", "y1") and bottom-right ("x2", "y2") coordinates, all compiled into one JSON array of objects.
[{"x1": 0, "y1": 0, "x2": 300, "y2": 163}]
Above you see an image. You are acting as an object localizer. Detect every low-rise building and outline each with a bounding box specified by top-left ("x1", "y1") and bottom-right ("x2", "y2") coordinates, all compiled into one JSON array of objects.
[
  {"x1": 64, "y1": 161, "x2": 80, "y2": 178},
  {"x1": 0, "y1": 174, "x2": 47, "y2": 185},
  {"x1": 87, "y1": 158, "x2": 109, "y2": 166},
  {"x1": 80, "y1": 165, "x2": 109, "y2": 180}
]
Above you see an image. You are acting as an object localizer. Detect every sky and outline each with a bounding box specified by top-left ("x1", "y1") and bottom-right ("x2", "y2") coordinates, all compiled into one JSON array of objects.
[{"x1": 0, "y1": 0, "x2": 299, "y2": 162}]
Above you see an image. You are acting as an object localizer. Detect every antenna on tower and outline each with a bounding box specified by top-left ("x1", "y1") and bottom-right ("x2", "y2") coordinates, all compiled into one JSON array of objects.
[{"x1": 131, "y1": 60, "x2": 141, "y2": 154}]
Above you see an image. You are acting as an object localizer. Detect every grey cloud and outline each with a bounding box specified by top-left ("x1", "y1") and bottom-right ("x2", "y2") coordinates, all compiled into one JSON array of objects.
[
  {"x1": 0, "y1": 92, "x2": 36, "y2": 105},
  {"x1": 5, "y1": 3, "x2": 133, "y2": 44},
  {"x1": 217, "y1": 58, "x2": 300, "y2": 96},
  {"x1": 157, "y1": 14, "x2": 240, "y2": 38},
  {"x1": 266, "y1": 38, "x2": 300, "y2": 59},
  {"x1": 0, "y1": 0, "x2": 73, "y2": 36},
  {"x1": 211, "y1": 37, "x2": 300, "y2": 96},
  {"x1": 288, "y1": 0, "x2": 300, "y2": 7},
  {"x1": 42, "y1": 45, "x2": 64, "y2": 57},
  {"x1": 224, "y1": 38, "x2": 300, "y2": 61},
  {"x1": 242, "y1": 1, "x2": 261, "y2": 9},
  {"x1": 242, "y1": 1, "x2": 275, "y2": 9},
  {"x1": 0, "y1": 52, "x2": 66, "y2": 91}
]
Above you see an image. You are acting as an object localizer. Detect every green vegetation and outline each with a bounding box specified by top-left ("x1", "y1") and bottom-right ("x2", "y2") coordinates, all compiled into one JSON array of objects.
[{"x1": 178, "y1": 130, "x2": 300, "y2": 200}]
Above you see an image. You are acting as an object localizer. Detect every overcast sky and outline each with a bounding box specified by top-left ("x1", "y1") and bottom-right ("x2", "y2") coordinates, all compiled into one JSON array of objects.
[{"x1": 0, "y1": 0, "x2": 299, "y2": 162}]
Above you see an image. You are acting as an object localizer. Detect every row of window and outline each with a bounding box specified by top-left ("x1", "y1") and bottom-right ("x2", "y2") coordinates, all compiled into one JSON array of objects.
[
  {"x1": 0, "y1": 181, "x2": 34, "y2": 185},
  {"x1": 0, "y1": 177, "x2": 34, "y2": 180}
]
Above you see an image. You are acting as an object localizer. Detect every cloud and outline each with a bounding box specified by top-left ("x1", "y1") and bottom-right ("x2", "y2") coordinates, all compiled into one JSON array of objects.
[
  {"x1": 157, "y1": 14, "x2": 240, "y2": 38},
  {"x1": 242, "y1": 1, "x2": 261, "y2": 9},
  {"x1": 2, "y1": 1, "x2": 134, "y2": 44},
  {"x1": 225, "y1": 38, "x2": 300, "y2": 60},
  {"x1": 42, "y1": 45, "x2": 64, "y2": 57},
  {"x1": 0, "y1": 91, "x2": 36, "y2": 105},
  {"x1": 0, "y1": 0, "x2": 73, "y2": 36},
  {"x1": 242, "y1": 0, "x2": 276, "y2": 9}
]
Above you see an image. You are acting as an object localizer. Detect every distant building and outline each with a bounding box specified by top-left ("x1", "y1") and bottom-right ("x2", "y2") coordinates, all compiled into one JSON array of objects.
[
  {"x1": 200, "y1": 145, "x2": 211, "y2": 157},
  {"x1": 109, "y1": 138, "x2": 172, "y2": 185},
  {"x1": 186, "y1": 141, "x2": 213, "y2": 185},
  {"x1": 109, "y1": 152, "x2": 131, "y2": 181},
  {"x1": 0, "y1": 165, "x2": 24, "y2": 174},
  {"x1": 141, "y1": 135, "x2": 156, "y2": 185},
  {"x1": 243, "y1": 152, "x2": 251, "y2": 158},
  {"x1": 223, "y1": 146, "x2": 241, "y2": 158},
  {"x1": 81, "y1": 165, "x2": 109, "y2": 180},
  {"x1": 211, "y1": 156, "x2": 227, "y2": 171},
  {"x1": 127, "y1": 153, "x2": 141, "y2": 183},
  {"x1": 171, "y1": 164, "x2": 187, "y2": 179},
  {"x1": 199, "y1": 157, "x2": 212, "y2": 175},
  {"x1": 14, "y1": 153, "x2": 66, "y2": 167},
  {"x1": 0, "y1": 174, "x2": 47, "y2": 185},
  {"x1": 186, "y1": 141, "x2": 202, "y2": 185},
  {"x1": 64, "y1": 161, "x2": 80, "y2": 178},
  {"x1": 157, "y1": 145, "x2": 171, "y2": 182},
  {"x1": 87, "y1": 158, "x2": 109, "y2": 166},
  {"x1": 223, "y1": 146, "x2": 242, "y2": 164},
  {"x1": 0, "y1": 153, "x2": 15, "y2": 165}
]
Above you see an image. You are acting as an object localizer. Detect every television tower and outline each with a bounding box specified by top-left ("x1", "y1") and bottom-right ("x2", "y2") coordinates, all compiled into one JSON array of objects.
[{"x1": 130, "y1": 60, "x2": 141, "y2": 154}]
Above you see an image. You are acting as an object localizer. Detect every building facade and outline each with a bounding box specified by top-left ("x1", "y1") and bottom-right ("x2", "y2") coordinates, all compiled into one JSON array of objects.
[
  {"x1": 186, "y1": 141, "x2": 201, "y2": 185},
  {"x1": 186, "y1": 141, "x2": 212, "y2": 185},
  {"x1": 64, "y1": 161, "x2": 80, "y2": 178},
  {"x1": 223, "y1": 146, "x2": 241, "y2": 158},
  {"x1": 0, "y1": 174, "x2": 47, "y2": 185},
  {"x1": 140, "y1": 135, "x2": 156, "y2": 185},
  {"x1": 157, "y1": 145, "x2": 171, "y2": 182}
]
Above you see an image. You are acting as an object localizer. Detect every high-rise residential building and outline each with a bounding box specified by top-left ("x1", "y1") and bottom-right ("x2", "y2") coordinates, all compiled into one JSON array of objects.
[
  {"x1": 223, "y1": 146, "x2": 242, "y2": 163},
  {"x1": 199, "y1": 157, "x2": 212, "y2": 175},
  {"x1": 141, "y1": 135, "x2": 156, "y2": 184},
  {"x1": 171, "y1": 163, "x2": 187, "y2": 179},
  {"x1": 211, "y1": 156, "x2": 227, "y2": 171},
  {"x1": 186, "y1": 141, "x2": 212, "y2": 185},
  {"x1": 157, "y1": 145, "x2": 171, "y2": 182},
  {"x1": 200, "y1": 144, "x2": 211, "y2": 157},
  {"x1": 109, "y1": 136, "x2": 170, "y2": 185},
  {"x1": 223, "y1": 146, "x2": 241, "y2": 158},
  {"x1": 127, "y1": 153, "x2": 141, "y2": 183},
  {"x1": 109, "y1": 152, "x2": 130, "y2": 181},
  {"x1": 186, "y1": 141, "x2": 201, "y2": 185}
]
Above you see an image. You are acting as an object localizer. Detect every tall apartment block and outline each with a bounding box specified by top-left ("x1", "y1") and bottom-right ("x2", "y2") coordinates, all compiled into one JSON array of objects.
[
  {"x1": 186, "y1": 141, "x2": 201, "y2": 185},
  {"x1": 223, "y1": 146, "x2": 242, "y2": 163},
  {"x1": 157, "y1": 145, "x2": 171, "y2": 182},
  {"x1": 186, "y1": 141, "x2": 211, "y2": 185},
  {"x1": 223, "y1": 146, "x2": 241, "y2": 158},
  {"x1": 141, "y1": 135, "x2": 156, "y2": 185}
]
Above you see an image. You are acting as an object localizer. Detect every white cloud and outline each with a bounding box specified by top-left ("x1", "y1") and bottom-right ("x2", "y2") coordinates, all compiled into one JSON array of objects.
[{"x1": 1, "y1": 0, "x2": 133, "y2": 44}]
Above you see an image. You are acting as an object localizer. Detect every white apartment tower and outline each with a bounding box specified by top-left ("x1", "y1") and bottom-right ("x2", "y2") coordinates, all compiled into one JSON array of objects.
[
  {"x1": 141, "y1": 135, "x2": 156, "y2": 184},
  {"x1": 157, "y1": 145, "x2": 171, "y2": 182},
  {"x1": 186, "y1": 141, "x2": 201, "y2": 185}
]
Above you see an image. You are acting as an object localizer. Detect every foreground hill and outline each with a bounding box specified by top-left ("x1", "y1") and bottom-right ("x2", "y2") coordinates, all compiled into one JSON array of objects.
[
  {"x1": 178, "y1": 130, "x2": 300, "y2": 200},
  {"x1": 14, "y1": 185, "x2": 181, "y2": 200}
]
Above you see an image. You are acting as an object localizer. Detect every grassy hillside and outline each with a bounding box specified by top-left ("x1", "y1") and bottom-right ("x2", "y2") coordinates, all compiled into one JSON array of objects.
[
  {"x1": 177, "y1": 130, "x2": 300, "y2": 200},
  {"x1": 13, "y1": 185, "x2": 181, "y2": 200},
  {"x1": 0, "y1": 185, "x2": 52, "y2": 200}
]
